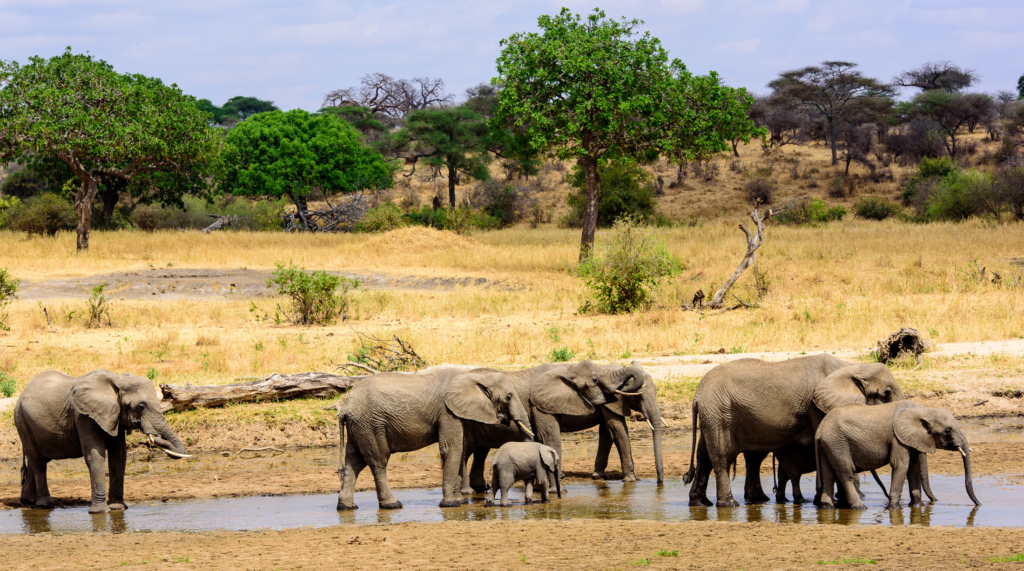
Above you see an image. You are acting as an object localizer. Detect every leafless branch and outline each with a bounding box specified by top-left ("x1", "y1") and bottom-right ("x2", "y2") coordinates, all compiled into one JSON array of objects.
[{"x1": 705, "y1": 201, "x2": 782, "y2": 309}]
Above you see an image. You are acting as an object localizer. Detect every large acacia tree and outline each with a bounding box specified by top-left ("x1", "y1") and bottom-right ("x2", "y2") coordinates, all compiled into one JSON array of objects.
[
  {"x1": 216, "y1": 109, "x2": 393, "y2": 231},
  {"x1": 0, "y1": 49, "x2": 219, "y2": 250},
  {"x1": 769, "y1": 61, "x2": 892, "y2": 166},
  {"x1": 399, "y1": 107, "x2": 491, "y2": 207},
  {"x1": 492, "y1": 8, "x2": 684, "y2": 260}
]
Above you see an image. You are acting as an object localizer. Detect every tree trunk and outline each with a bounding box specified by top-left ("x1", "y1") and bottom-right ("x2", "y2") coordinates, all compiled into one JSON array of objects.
[
  {"x1": 579, "y1": 154, "x2": 600, "y2": 261},
  {"x1": 158, "y1": 372, "x2": 364, "y2": 412},
  {"x1": 100, "y1": 187, "x2": 119, "y2": 224},
  {"x1": 731, "y1": 139, "x2": 740, "y2": 157},
  {"x1": 74, "y1": 177, "x2": 99, "y2": 252},
  {"x1": 288, "y1": 192, "x2": 313, "y2": 231},
  {"x1": 447, "y1": 163, "x2": 457, "y2": 207},
  {"x1": 829, "y1": 123, "x2": 838, "y2": 166}
]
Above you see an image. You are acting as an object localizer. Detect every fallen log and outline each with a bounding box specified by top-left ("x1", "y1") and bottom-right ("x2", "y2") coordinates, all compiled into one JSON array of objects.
[{"x1": 159, "y1": 372, "x2": 365, "y2": 412}]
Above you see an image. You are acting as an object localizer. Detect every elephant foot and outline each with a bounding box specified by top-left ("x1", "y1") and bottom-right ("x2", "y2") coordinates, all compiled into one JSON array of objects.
[
  {"x1": 88, "y1": 504, "x2": 110, "y2": 514},
  {"x1": 524, "y1": 498, "x2": 533, "y2": 505},
  {"x1": 336, "y1": 502, "x2": 359, "y2": 511},
  {"x1": 590, "y1": 472, "x2": 606, "y2": 480},
  {"x1": 819, "y1": 502, "x2": 837, "y2": 510},
  {"x1": 716, "y1": 497, "x2": 740, "y2": 508},
  {"x1": 849, "y1": 503, "x2": 867, "y2": 510},
  {"x1": 792, "y1": 494, "x2": 805, "y2": 504},
  {"x1": 775, "y1": 495, "x2": 788, "y2": 504},
  {"x1": 470, "y1": 484, "x2": 488, "y2": 494},
  {"x1": 20, "y1": 497, "x2": 34, "y2": 506},
  {"x1": 622, "y1": 474, "x2": 640, "y2": 483},
  {"x1": 460, "y1": 487, "x2": 474, "y2": 497},
  {"x1": 33, "y1": 498, "x2": 54, "y2": 510},
  {"x1": 108, "y1": 499, "x2": 128, "y2": 511},
  {"x1": 744, "y1": 492, "x2": 771, "y2": 504},
  {"x1": 438, "y1": 499, "x2": 462, "y2": 508},
  {"x1": 379, "y1": 500, "x2": 403, "y2": 510},
  {"x1": 484, "y1": 500, "x2": 494, "y2": 507},
  {"x1": 689, "y1": 497, "x2": 713, "y2": 507}
]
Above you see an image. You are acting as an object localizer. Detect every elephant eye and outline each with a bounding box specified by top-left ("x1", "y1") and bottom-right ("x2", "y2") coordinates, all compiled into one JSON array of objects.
[
  {"x1": 506, "y1": 393, "x2": 512, "y2": 401},
  {"x1": 945, "y1": 427, "x2": 951, "y2": 434}
]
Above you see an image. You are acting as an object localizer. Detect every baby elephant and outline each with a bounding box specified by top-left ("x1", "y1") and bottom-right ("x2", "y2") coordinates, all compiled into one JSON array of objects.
[
  {"x1": 485, "y1": 442, "x2": 561, "y2": 507},
  {"x1": 816, "y1": 401, "x2": 981, "y2": 509}
]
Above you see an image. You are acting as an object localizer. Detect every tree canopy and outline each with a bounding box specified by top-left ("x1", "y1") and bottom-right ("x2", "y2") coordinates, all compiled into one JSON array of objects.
[
  {"x1": 493, "y1": 8, "x2": 685, "y2": 259},
  {"x1": 902, "y1": 90, "x2": 994, "y2": 157},
  {"x1": 199, "y1": 96, "x2": 279, "y2": 125},
  {"x1": 216, "y1": 109, "x2": 393, "y2": 231},
  {"x1": 0, "y1": 48, "x2": 219, "y2": 250},
  {"x1": 399, "y1": 106, "x2": 491, "y2": 207},
  {"x1": 894, "y1": 61, "x2": 978, "y2": 92}
]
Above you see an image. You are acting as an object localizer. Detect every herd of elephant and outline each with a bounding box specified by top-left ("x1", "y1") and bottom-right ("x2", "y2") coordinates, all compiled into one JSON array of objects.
[{"x1": 11, "y1": 353, "x2": 980, "y2": 517}]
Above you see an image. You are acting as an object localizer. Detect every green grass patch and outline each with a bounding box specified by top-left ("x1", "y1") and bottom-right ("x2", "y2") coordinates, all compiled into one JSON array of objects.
[
  {"x1": 654, "y1": 550, "x2": 679, "y2": 557},
  {"x1": 817, "y1": 557, "x2": 876, "y2": 565},
  {"x1": 654, "y1": 378, "x2": 700, "y2": 404},
  {"x1": 989, "y1": 553, "x2": 1024, "y2": 563},
  {"x1": 164, "y1": 395, "x2": 340, "y2": 431},
  {"x1": 629, "y1": 558, "x2": 650, "y2": 566}
]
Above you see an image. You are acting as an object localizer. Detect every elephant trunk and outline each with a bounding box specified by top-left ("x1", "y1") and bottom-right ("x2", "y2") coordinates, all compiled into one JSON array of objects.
[
  {"x1": 641, "y1": 394, "x2": 665, "y2": 484},
  {"x1": 919, "y1": 453, "x2": 937, "y2": 502},
  {"x1": 554, "y1": 466, "x2": 562, "y2": 499},
  {"x1": 614, "y1": 366, "x2": 647, "y2": 395},
  {"x1": 510, "y1": 398, "x2": 534, "y2": 440},
  {"x1": 141, "y1": 411, "x2": 188, "y2": 459},
  {"x1": 959, "y1": 439, "x2": 981, "y2": 506}
]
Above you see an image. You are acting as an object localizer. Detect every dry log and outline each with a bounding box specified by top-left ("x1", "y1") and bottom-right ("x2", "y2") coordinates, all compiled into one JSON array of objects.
[
  {"x1": 876, "y1": 327, "x2": 934, "y2": 365},
  {"x1": 706, "y1": 201, "x2": 782, "y2": 309},
  {"x1": 202, "y1": 215, "x2": 236, "y2": 233},
  {"x1": 159, "y1": 372, "x2": 365, "y2": 411}
]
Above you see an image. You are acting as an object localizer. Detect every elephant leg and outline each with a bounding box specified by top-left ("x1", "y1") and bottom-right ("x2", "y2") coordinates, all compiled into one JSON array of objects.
[
  {"x1": 29, "y1": 456, "x2": 52, "y2": 509},
  {"x1": 790, "y1": 473, "x2": 805, "y2": 504},
  {"x1": 702, "y1": 428, "x2": 740, "y2": 508},
  {"x1": 107, "y1": 433, "x2": 128, "y2": 510},
  {"x1": 826, "y1": 445, "x2": 864, "y2": 510},
  {"x1": 485, "y1": 469, "x2": 498, "y2": 507},
  {"x1": 743, "y1": 451, "x2": 771, "y2": 503},
  {"x1": 438, "y1": 414, "x2": 466, "y2": 508},
  {"x1": 592, "y1": 422, "x2": 613, "y2": 479},
  {"x1": 817, "y1": 449, "x2": 838, "y2": 510},
  {"x1": 368, "y1": 460, "x2": 402, "y2": 510},
  {"x1": 775, "y1": 466, "x2": 791, "y2": 504},
  {"x1": 337, "y1": 435, "x2": 366, "y2": 511},
  {"x1": 604, "y1": 412, "x2": 638, "y2": 482},
  {"x1": 499, "y1": 471, "x2": 515, "y2": 507},
  {"x1": 853, "y1": 476, "x2": 865, "y2": 499},
  {"x1": 688, "y1": 436, "x2": 714, "y2": 507},
  {"x1": 82, "y1": 444, "x2": 110, "y2": 514},
  {"x1": 534, "y1": 413, "x2": 564, "y2": 492},
  {"x1": 907, "y1": 453, "x2": 924, "y2": 507},
  {"x1": 469, "y1": 447, "x2": 490, "y2": 493},
  {"x1": 524, "y1": 478, "x2": 534, "y2": 505},
  {"x1": 539, "y1": 475, "x2": 550, "y2": 503},
  {"x1": 20, "y1": 459, "x2": 36, "y2": 505},
  {"x1": 887, "y1": 451, "x2": 910, "y2": 509}
]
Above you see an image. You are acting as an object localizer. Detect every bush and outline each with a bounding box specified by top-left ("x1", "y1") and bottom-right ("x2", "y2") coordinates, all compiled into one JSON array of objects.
[
  {"x1": 577, "y1": 216, "x2": 681, "y2": 314},
  {"x1": 993, "y1": 167, "x2": 1024, "y2": 220},
  {"x1": 0, "y1": 268, "x2": 20, "y2": 331},
  {"x1": 6, "y1": 193, "x2": 76, "y2": 236},
  {"x1": 901, "y1": 157, "x2": 958, "y2": 205},
  {"x1": 470, "y1": 180, "x2": 531, "y2": 228},
  {"x1": 854, "y1": 197, "x2": 902, "y2": 220},
  {"x1": 828, "y1": 175, "x2": 855, "y2": 199},
  {"x1": 564, "y1": 161, "x2": 658, "y2": 228},
  {"x1": 266, "y1": 263, "x2": 359, "y2": 325},
  {"x1": 744, "y1": 174, "x2": 775, "y2": 204},
  {"x1": 358, "y1": 202, "x2": 406, "y2": 232},
  {"x1": 130, "y1": 196, "x2": 286, "y2": 231},
  {"x1": 776, "y1": 198, "x2": 846, "y2": 225},
  {"x1": 0, "y1": 372, "x2": 16, "y2": 398},
  {"x1": 924, "y1": 170, "x2": 990, "y2": 221}
]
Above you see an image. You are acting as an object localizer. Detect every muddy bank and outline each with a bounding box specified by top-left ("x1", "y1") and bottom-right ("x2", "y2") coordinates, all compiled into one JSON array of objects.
[
  {"x1": 17, "y1": 268, "x2": 515, "y2": 301},
  {"x1": 2, "y1": 519, "x2": 1024, "y2": 570}
]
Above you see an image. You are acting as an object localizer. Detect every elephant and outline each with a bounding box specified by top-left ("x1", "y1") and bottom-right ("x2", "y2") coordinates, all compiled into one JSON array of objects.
[
  {"x1": 460, "y1": 361, "x2": 657, "y2": 494},
  {"x1": 14, "y1": 369, "x2": 189, "y2": 514},
  {"x1": 484, "y1": 442, "x2": 562, "y2": 507},
  {"x1": 683, "y1": 355, "x2": 910, "y2": 507},
  {"x1": 335, "y1": 367, "x2": 533, "y2": 510},
  {"x1": 816, "y1": 401, "x2": 980, "y2": 509},
  {"x1": 771, "y1": 443, "x2": 816, "y2": 503}
]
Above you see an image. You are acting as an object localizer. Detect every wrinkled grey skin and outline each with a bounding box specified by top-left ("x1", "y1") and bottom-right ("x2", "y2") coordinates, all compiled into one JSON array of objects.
[
  {"x1": 336, "y1": 367, "x2": 532, "y2": 510},
  {"x1": 684, "y1": 356, "x2": 908, "y2": 507},
  {"x1": 14, "y1": 369, "x2": 187, "y2": 514},
  {"x1": 772, "y1": 443, "x2": 817, "y2": 503},
  {"x1": 485, "y1": 442, "x2": 561, "y2": 507},
  {"x1": 461, "y1": 361, "x2": 655, "y2": 494},
  {"x1": 816, "y1": 402, "x2": 980, "y2": 509}
]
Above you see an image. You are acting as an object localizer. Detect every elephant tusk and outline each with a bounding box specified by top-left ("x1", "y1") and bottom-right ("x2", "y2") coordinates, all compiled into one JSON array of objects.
[
  {"x1": 646, "y1": 419, "x2": 654, "y2": 431},
  {"x1": 661, "y1": 418, "x2": 672, "y2": 428},
  {"x1": 515, "y1": 420, "x2": 535, "y2": 439},
  {"x1": 615, "y1": 390, "x2": 643, "y2": 397},
  {"x1": 147, "y1": 434, "x2": 156, "y2": 447},
  {"x1": 161, "y1": 449, "x2": 193, "y2": 459},
  {"x1": 958, "y1": 447, "x2": 967, "y2": 458}
]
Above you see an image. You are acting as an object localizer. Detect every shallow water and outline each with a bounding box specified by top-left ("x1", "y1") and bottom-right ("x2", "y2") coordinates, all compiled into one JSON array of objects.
[{"x1": 0, "y1": 474, "x2": 1017, "y2": 534}]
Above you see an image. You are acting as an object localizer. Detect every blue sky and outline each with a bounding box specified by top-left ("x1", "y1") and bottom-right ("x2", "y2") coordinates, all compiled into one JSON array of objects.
[{"x1": 1, "y1": 1, "x2": 1021, "y2": 111}]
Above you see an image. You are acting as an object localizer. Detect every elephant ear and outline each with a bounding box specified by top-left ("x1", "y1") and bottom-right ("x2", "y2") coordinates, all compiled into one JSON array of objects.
[
  {"x1": 813, "y1": 365, "x2": 870, "y2": 413},
  {"x1": 531, "y1": 368, "x2": 595, "y2": 416},
  {"x1": 540, "y1": 446, "x2": 559, "y2": 474},
  {"x1": 894, "y1": 405, "x2": 937, "y2": 454},
  {"x1": 445, "y1": 373, "x2": 499, "y2": 425},
  {"x1": 71, "y1": 370, "x2": 121, "y2": 437}
]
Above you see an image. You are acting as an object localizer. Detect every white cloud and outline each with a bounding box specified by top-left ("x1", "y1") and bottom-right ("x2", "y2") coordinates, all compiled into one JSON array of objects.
[{"x1": 716, "y1": 38, "x2": 761, "y2": 53}]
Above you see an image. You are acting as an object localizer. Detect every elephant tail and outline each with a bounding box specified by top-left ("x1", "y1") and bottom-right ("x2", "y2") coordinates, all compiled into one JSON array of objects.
[
  {"x1": 20, "y1": 455, "x2": 26, "y2": 489},
  {"x1": 337, "y1": 412, "x2": 348, "y2": 478},
  {"x1": 682, "y1": 398, "x2": 699, "y2": 484},
  {"x1": 870, "y1": 469, "x2": 889, "y2": 498},
  {"x1": 772, "y1": 452, "x2": 778, "y2": 494}
]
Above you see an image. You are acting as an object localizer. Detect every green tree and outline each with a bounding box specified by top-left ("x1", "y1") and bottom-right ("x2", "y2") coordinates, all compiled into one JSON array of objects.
[
  {"x1": 0, "y1": 49, "x2": 219, "y2": 250},
  {"x1": 769, "y1": 61, "x2": 893, "y2": 166},
  {"x1": 1016, "y1": 73, "x2": 1024, "y2": 100},
  {"x1": 565, "y1": 161, "x2": 657, "y2": 227},
  {"x1": 199, "y1": 95, "x2": 278, "y2": 125},
  {"x1": 216, "y1": 109, "x2": 393, "y2": 231},
  {"x1": 907, "y1": 90, "x2": 993, "y2": 157},
  {"x1": 493, "y1": 8, "x2": 683, "y2": 260},
  {"x1": 399, "y1": 107, "x2": 490, "y2": 207}
]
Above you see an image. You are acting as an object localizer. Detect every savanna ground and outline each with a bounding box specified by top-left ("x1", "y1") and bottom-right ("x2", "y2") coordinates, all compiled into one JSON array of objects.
[{"x1": 1, "y1": 137, "x2": 1023, "y2": 569}]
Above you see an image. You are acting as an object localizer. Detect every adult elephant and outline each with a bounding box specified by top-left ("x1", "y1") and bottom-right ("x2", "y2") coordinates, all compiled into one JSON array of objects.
[
  {"x1": 15, "y1": 369, "x2": 189, "y2": 513},
  {"x1": 683, "y1": 355, "x2": 909, "y2": 507},
  {"x1": 336, "y1": 367, "x2": 533, "y2": 510},
  {"x1": 462, "y1": 361, "x2": 660, "y2": 492}
]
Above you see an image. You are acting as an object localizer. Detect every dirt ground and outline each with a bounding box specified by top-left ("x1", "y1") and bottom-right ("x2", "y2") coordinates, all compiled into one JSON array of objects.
[{"x1": 2, "y1": 519, "x2": 1024, "y2": 570}]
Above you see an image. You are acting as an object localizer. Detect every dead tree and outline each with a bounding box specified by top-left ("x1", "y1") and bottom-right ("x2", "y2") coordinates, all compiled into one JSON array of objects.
[
  {"x1": 685, "y1": 202, "x2": 782, "y2": 312},
  {"x1": 876, "y1": 327, "x2": 934, "y2": 366},
  {"x1": 159, "y1": 372, "x2": 364, "y2": 411},
  {"x1": 335, "y1": 332, "x2": 427, "y2": 375},
  {"x1": 202, "y1": 215, "x2": 236, "y2": 233},
  {"x1": 282, "y1": 190, "x2": 381, "y2": 233}
]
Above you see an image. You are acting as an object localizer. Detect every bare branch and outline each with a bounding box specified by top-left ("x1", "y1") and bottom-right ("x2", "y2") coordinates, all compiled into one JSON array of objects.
[{"x1": 705, "y1": 201, "x2": 782, "y2": 309}]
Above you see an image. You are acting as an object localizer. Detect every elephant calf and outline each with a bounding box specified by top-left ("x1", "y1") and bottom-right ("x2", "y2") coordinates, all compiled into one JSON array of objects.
[
  {"x1": 816, "y1": 401, "x2": 981, "y2": 510},
  {"x1": 485, "y1": 442, "x2": 562, "y2": 507}
]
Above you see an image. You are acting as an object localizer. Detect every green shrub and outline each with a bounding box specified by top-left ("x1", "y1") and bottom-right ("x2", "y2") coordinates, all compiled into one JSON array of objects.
[
  {"x1": 578, "y1": 215, "x2": 681, "y2": 314},
  {"x1": 130, "y1": 196, "x2": 286, "y2": 231},
  {"x1": 776, "y1": 198, "x2": 846, "y2": 225},
  {"x1": 854, "y1": 197, "x2": 902, "y2": 220},
  {"x1": 925, "y1": 170, "x2": 990, "y2": 221},
  {"x1": 6, "y1": 193, "x2": 76, "y2": 236},
  {"x1": 85, "y1": 282, "x2": 113, "y2": 328},
  {"x1": 548, "y1": 347, "x2": 577, "y2": 362},
  {"x1": 471, "y1": 180, "x2": 529, "y2": 228},
  {"x1": 0, "y1": 372, "x2": 17, "y2": 398},
  {"x1": 563, "y1": 161, "x2": 658, "y2": 228},
  {"x1": 358, "y1": 202, "x2": 406, "y2": 232},
  {"x1": 0, "y1": 268, "x2": 20, "y2": 331},
  {"x1": 267, "y1": 263, "x2": 359, "y2": 325},
  {"x1": 901, "y1": 157, "x2": 958, "y2": 205}
]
